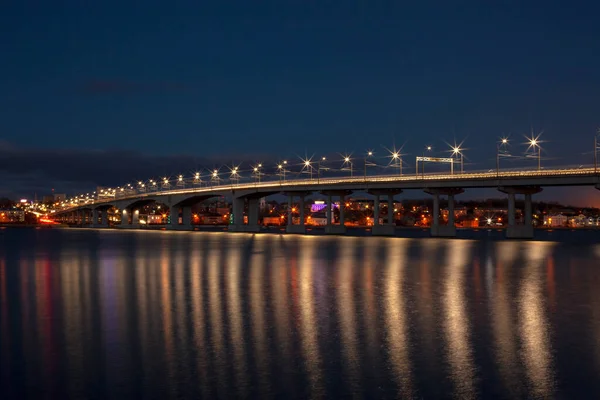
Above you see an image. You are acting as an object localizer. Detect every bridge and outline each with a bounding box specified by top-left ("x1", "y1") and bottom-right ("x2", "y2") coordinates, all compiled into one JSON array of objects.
[{"x1": 52, "y1": 164, "x2": 600, "y2": 239}]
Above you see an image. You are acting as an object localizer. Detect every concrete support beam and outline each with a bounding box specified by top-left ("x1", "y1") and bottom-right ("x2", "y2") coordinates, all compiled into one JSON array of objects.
[
  {"x1": 120, "y1": 209, "x2": 129, "y2": 226},
  {"x1": 230, "y1": 197, "x2": 260, "y2": 232},
  {"x1": 92, "y1": 209, "x2": 99, "y2": 227},
  {"x1": 168, "y1": 206, "x2": 179, "y2": 230},
  {"x1": 100, "y1": 210, "x2": 109, "y2": 227},
  {"x1": 322, "y1": 190, "x2": 351, "y2": 234},
  {"x1": 424, "y1": 188, "x2": 464, "y2": 237},
  {"x1": 367, "y1": 189, "x2": 400, "y2": 236},
  {"x1": 373, "y1": 195, "x2": 380, "y2": 226},
  {"x1": 286, "y1": 194, "x2": 306, "y2": 234},
  {"x1": 327, "y1": 195, "x2": 332, "y2": 226},
  {"x1": 287, "y1": 195, "x2": 293, "y2": 227},
  {"x1": 181, "y1": 206, "x2": 192, "y2": 230},
  {"x1": 387, "y1": 194, "x2": 394, "y2": 226},
  {"x1": 498, "y1": 186, "x2": 542, "y2": 239},
  {"x1": 132, "y1": 209, "x2": 140, "y2": 226}
]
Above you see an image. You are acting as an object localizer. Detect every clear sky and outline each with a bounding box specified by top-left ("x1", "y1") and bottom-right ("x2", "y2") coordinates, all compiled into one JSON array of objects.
[{"x1": 2, "y1": 1, "x2": 600, "y2": 204}]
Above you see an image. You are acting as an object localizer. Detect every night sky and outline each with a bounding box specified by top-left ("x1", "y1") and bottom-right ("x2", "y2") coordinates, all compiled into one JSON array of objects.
[{"x1": 2, "y1": 2, "x2": 600, "y2": 204}]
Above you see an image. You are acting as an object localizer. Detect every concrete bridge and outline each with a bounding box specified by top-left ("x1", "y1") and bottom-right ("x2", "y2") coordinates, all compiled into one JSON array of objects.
[{"x1": 53, "y1": 167, "x2": 600, "y2": 239}]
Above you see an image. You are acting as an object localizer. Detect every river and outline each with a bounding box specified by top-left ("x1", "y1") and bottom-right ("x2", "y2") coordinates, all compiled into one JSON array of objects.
[{"x1": 1, "y1": 228, "x2": 600, "y2": 398}]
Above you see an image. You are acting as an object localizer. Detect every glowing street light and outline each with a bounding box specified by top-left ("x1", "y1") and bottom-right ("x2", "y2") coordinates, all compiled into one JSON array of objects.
[
  {"x1": 496, "y1": 137, "x2": 510, "y2": 175},
  {"x1": 451, "y1": 145, "x2": 464, "y2": 174},
  {"x1": 525, "y1": 131, "x2": 542, "y2": 171},
  {"x1": 301, "y1": 157, "x2": 314, "y2": 180},
  {"x1": 277, "y1": 162, "x2": 287, "y2": 182},
  {"x1": 364, "y1": 150, "x2": 374, "y2": 179},
  {"x1": 420, "y1": 145, "x2": 433, "y2": 176},
  {"x1": 342, "y1": 155, "x2": 353, "y2": 177},
  {"x1": 317, "y1": 156, "x2": 327, "y2": 182},
  {"x1": 389, "y1": 149, "x2": 403, "y2": 175},
  {"x1": 253, "y1": 163, "x2": 262, "y2": 183}
]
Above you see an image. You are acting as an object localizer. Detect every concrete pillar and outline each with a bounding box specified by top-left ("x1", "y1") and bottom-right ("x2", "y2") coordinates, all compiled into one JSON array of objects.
[
  {"x1": 181, "y1": 206, "x2": 192, "y2": 229},
  {"x1": 507, "y1": 193, "x2": 516, "y2": 227},
  {"x1": 121, "y1": 209, "x2": 129, "y2": 226},
  {"x1": 524, "y1": 193, "x2": 532, "y2": 227},
  {"x1": 169, "y1": 206, "x2": 179, "y2": 229},
  {"x1": 432, "y1": 194, "x2": 440, "y2": 229},
  {"x1": 499, "y1": 186, "x2": 541, "y2": 239},
  {"x1": 387, "y1": 194, "x2": 394, "y2": 226},
  {"x1": 287, "y1": 195, "x2": 293, "y2": 227},
  {"x1": 92, "y1": 209, "x2": 99, "y2": 226},
  {"x1": 339, "y1": 195, "x2": 345, "y2": 227},
  {"x1": 132, "y1": 210, "x2": 140, "y2": 225},
  {"x1": 234, "y1": 197, "x2": 260, "y2": 232},
  {"x1": 426, "y1": 189, "x2": 459, "y2": 237},
  {"x1": 101, "y1": 210, "x2": 109, "y2": 227},
  {"x1": 448, "y1": 194, "x2": 455, "y2": 228},
  {"x1": 327, "y1": 195, "x2": 332, "y2": 226},
  {"x1": 248, "y1": 198, "x2": 259, "y2": 226},
  {"x1": 286, "y1": 194, "x2": 306, "y2": 234},
  {"x1": 299, "y1": 196, "x2": 305, "y2": 227},
  {"x1": 373, "y1": 195, "x2": 380, "y2": 226}
]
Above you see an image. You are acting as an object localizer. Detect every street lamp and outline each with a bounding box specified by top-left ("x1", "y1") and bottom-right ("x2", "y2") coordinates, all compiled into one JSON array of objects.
[
  {"x1": 342, "y1": 155, "x2": 353, "y2": 177},
  {"x1": 317, "y1": 156, "x2": 326, "y2": 182},
  {"x1": 421, "y1": 145, "x2": 432, "y2": 176},
  {"x1": 303, "y1": 159, "x2": 313, "y2": 180},
  {"x1": 451, "y1": 146, "x2": 464, "y2": 174},
  {"x1": 364, "y1": 151, "x2": 374, "y2": 179},
  {"x1": 496, "y1": 137, "x2": 509, "y2": 175},
  {"x1": 526, "y1": 134, "x2": 542, "y2": 171},
  {"x1": 391, "y1": 151, "x2": 402, "y2": 175},
  {"x1": 277, "y1": 163, "x2": 286, "y2": 182}
]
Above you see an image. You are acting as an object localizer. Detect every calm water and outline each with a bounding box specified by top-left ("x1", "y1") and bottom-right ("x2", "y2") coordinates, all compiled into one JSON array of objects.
[{"x1": 1, "y1": 228, "x2": 600, "y2": 399}]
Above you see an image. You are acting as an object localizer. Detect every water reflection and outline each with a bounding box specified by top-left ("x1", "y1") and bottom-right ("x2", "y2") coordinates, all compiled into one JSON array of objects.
[
  {"x1": 443, "y1": 240, "x2": 476, "y2": 399},
  {"x1": 0, "y1": 229, "x2": 599, "y2": 398},
  {"x1": 519, "y1": 241, "x2": 555, "y2": 397}
]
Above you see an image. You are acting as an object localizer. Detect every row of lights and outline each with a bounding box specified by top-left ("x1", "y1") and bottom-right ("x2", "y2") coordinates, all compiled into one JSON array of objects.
[{"x1": 59, "y1": 131, "x2": 584, "y2": 210}]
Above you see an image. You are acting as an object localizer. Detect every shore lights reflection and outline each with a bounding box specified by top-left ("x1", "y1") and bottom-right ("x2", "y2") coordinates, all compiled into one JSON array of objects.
[
  {"x1": 520, "y1": 241, "x2": 555, "y2": 397},
  {"x1": 444, "y1": 239, "x2": 476, "y2": 399},
  {"x1": 385, "y1": 239, "x2": 414, "y2": 398},
  {"x1": 3, "y1": 230, "x2": 600, "y2": 398}
]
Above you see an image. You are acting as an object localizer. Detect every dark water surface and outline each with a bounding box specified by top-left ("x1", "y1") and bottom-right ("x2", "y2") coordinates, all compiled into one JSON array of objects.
[{"x1": 1, "y1": 228, "x2": 600, "y2": 399}]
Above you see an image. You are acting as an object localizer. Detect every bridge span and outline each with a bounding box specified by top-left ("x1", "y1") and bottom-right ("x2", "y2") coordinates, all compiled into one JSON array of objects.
[{"x1": 53, "y1": 167, "x2": 600, "y2": 239}]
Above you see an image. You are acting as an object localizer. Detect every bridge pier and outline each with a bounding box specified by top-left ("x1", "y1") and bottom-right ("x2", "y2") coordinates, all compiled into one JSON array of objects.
[
  {"x1": 322, "y1": 191, "x2": 352, "y2": 234},
  {"x1": 499, "y1": 186, "x2": 542, "y2": 239},
  {"x1": 285, "y1": 193, "x2": 307, "y2": 234},
  {"x1": 368, "y1": 189, "x2": 401, "y2": 236},
  {"x1": 98, "y1": 209, "x2": 108, "y2": 227},
  {"x1": 229, "y1": 197, "x2": 260, "y2": 232},
  {"x1": 91, "y1": 209, "x2": 100, "y2": 227},
  {"x1": 167, "y1": 205, "x2": 192, "y2": 230},
  {"x1": 425, "y1": 188, "x2": 464, "y2": 237}
]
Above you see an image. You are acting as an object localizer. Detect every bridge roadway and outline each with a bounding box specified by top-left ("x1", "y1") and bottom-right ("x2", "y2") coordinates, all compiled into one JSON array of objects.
[{"x1": 54, "y1": 166, "x2": 600, "y2": 239}]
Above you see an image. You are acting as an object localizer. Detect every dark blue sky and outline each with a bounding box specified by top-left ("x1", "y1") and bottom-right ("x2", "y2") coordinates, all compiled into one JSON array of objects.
[{"x1": 2, "y1": 1, "x2": 600, "y2": 203}]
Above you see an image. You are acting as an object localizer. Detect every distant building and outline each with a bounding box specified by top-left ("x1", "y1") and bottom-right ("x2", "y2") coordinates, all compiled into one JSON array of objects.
[
  {"x1": 0, "y1": 209, "x2": 25, "y2": 223},
  {"x1": 544, "y1": 214, "x2": 568, "y2": 227}
]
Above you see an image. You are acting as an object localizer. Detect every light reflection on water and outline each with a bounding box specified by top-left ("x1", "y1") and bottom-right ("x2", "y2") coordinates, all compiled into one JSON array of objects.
[{"x1": 1, "y1": 229, "x2": 600, "y2": 398}]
